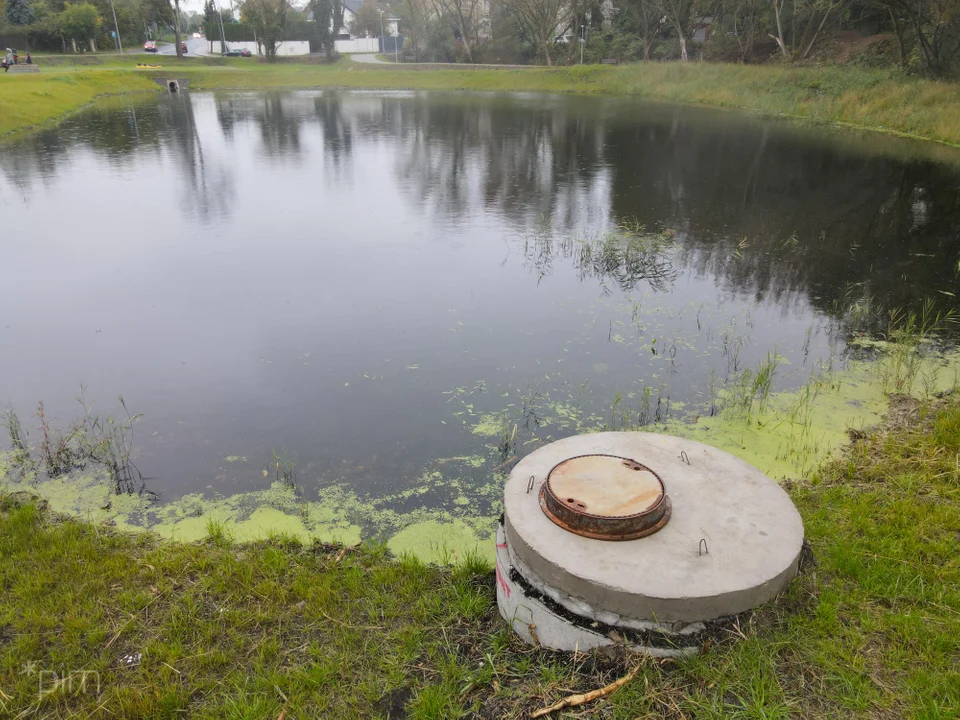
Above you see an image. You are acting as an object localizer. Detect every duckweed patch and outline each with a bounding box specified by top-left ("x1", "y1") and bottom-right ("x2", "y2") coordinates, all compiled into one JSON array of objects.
[
  {"x1": 5, "y1": 352, "x2": 955, "y2": 560},
  {"x1": 386, "y1": 519, "x2": 494, "y2": 564}
]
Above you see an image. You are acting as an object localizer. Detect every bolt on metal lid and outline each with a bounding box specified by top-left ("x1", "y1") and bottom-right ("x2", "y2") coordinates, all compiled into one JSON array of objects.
[{"x1": 539, "y1": 454, "x2": 671, "y2": 540}]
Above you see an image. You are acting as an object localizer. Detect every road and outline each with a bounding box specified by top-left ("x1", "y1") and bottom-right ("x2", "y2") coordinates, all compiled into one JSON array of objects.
[
  {"x1": 351, "y1": 53, "x2": 386, "y2": 64},
  {"x1": 149, "y1": 37, "x2": 209, "y2": 56}
]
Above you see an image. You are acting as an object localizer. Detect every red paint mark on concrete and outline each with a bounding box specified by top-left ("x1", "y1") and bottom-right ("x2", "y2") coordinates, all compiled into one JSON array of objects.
[{"x1": 495, "y1": 561, "x2": 511, "y2": 598}]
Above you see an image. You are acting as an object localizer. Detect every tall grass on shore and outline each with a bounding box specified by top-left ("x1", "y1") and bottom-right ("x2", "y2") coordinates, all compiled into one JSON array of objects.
[
  {"x1": 3, "y1": 391, "x2": 147, "y2": 496},
  {"x1": 877, "y1": 299, "x2": 959, "y2": 394}
]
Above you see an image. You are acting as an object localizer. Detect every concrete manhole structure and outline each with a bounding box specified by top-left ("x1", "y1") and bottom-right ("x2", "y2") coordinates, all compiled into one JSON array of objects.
[{"x1": 496, "y1": 432, "x2": 805, "y2": 657}]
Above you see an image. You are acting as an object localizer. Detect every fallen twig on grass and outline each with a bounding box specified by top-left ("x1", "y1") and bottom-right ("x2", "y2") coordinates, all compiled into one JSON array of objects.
[
  {"x1": 530, "y1": 663, "x2": 643, "y2": 717},
  {"x1": 319, "y1": 608, "x2": 384, "y2": 630}
]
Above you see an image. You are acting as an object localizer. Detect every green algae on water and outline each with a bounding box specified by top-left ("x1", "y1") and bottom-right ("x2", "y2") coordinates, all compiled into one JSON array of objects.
[
  {"x1": 3, "y1": 350, "x2": 957, "y2": 562},
  {"x1": 387, "y1": 519, "x2": 495, "y2": 564}
]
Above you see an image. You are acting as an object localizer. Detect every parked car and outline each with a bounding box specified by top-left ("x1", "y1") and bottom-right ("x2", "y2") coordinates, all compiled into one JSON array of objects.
[
  {"x1": 144, "y1": 40, "x2": 157, "y2": 52},
  {"x1": 181, "y1": 41, "x2": 188, "y2": 53},
  {"x1": 222, "y1": 47, "x2": 252, "y2": 57}
]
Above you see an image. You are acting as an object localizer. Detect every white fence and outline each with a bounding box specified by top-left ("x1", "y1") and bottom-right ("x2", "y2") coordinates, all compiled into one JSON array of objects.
[
  {"x1": 225, "y1": 40, "x2": 311, "y2": 56},
  {"x1": 334, "y1": 38, "x2": 380, "y2": 53}
]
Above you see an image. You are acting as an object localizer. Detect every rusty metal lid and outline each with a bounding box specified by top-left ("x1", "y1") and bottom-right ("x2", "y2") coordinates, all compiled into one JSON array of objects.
[{"x1": 539, "y1": 454, "x2": 670, "y2": 540}]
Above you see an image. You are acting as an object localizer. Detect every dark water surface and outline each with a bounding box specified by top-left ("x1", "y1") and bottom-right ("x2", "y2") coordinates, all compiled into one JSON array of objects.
[{"x1": 2, "y1": 90, "x2": 960, "y2": 507}]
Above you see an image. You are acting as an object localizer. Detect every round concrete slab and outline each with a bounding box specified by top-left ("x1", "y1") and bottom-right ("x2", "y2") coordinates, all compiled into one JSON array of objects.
[{"x1": 504, "y1": 433, "x2": 804, "y2": 623}]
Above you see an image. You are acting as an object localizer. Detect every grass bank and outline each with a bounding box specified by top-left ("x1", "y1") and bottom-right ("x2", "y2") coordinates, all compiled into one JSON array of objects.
[
  {"x1": 186, "y1": 61, "x2": 960, "y2": 147},
  {"x1": 1, "y1": 395, "x2": 958, "y2": 718},
  {"x1": 0, "y1": 70, "x2": 158, "y2": 139},
  {"x1": 5, "y1": 58, "x2": 960, "y2": 147}
]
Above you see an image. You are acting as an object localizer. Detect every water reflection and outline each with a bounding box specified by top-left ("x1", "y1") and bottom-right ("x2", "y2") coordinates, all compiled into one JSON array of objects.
[
  {"x1": 6, "y1": 90, "x2": 957, "y2": 327},
  {"x1": 1, "y1": 90, "x2": 959, "y2": 500}
]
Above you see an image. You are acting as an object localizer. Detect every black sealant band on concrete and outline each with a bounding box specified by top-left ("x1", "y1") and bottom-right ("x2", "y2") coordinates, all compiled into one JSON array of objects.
[{"x1": 506, "y1": 565, "x2": 711, "y2": 651}]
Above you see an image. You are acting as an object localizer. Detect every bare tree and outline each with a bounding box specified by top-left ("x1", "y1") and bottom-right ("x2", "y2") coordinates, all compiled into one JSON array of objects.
[
  {"x1": 349, "y1": 0, "x2": 382, "y2": 36},
  {"x1": 871, "y1": 0, "x2": 960, "y2": 75},
  {"x1": 399, "y1": 0, "x2": 432, "y2": 60},
  {"x1": 506, "y1": 0, "x2": 571, "y2": 64},
  {"x1": 657, "y1": 0, "x2": 694, "y2": 60},
  {"x1": 623, "y1": 0, "x2": 666, "y2": 59},
  {"x1": 728, "y1": 0, "x2": 763, "y2": 61},
  {"x1": 768, "y1": 0, "x2": 789, "y2": 57},
  {"x1": 429, "y1": 0, "x2": 485, "y2": 61},
  {"x1": 796, "y1": 0, "x2": 841, "y2": 60}
]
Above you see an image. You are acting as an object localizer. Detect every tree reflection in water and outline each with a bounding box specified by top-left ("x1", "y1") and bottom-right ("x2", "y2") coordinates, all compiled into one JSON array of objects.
[{"x1": 2, "y1": 90, "x2": 958, "y2": 336}]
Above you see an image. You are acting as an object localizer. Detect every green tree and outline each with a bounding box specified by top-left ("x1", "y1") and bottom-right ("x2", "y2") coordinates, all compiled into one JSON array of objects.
[
  {"x1": 58, "y1": 1, "x2": 102, "y2": 50},
  {"x1": 309, "y1": 0, "x2": 333, "y2": 58},
  {"x1": 349, "y1": 0, "x2": 381, "y2": 36},
  {"x1": 204, "y1": 0, "x2": 225, "y2": 52},
  {"x1": 241, "y1": 0, "x2": 289, "y2": 59},
  {"x1": 4, "y1": 0, "x2": 36, "y2": 26}
]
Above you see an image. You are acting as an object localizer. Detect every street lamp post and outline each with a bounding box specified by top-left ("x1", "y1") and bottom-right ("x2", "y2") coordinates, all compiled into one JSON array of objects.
[
  {"x1": 378, "y1": 10, "x2": 385, "y2": 56},
  {"x1": 580, "y1": 24, "x2": 585, "y2": 64}
]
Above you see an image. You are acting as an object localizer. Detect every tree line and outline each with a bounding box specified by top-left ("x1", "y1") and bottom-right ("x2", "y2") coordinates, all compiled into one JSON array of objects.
[
  {"x1": 3, "y1": 0, "x2": 958, "y2": 74},
  {"x1": 0, "y1": 0, "x2": 226, "y2": 53},
  {"x1": 392, "y1": 0, "x2": 959, "y2": 74}
]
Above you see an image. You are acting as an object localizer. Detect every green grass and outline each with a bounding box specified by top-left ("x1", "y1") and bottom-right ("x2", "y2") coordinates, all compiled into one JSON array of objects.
[
  {"x1": 0, "y1": 70, "x2": 158, "y2": 139},
  {"x1": 1, "y1": 395, "x2": 959, "y2": 718},
  {"x1": 6, "y1": 57, "x2": 960, "y2": 147}
]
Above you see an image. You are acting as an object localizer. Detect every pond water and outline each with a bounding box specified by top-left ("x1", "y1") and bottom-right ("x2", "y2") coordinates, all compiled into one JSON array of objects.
[{"x1": 2, "y1": 90, "x2": 960, "y2": 552}]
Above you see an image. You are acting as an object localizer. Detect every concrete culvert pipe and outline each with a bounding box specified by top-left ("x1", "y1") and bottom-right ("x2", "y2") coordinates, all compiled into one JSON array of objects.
[
  {"x1": 168, "y1": 80, "x2": 178, "y2": 92},
  {"x1": 496, "y1": 432, "x2": 805, "y2": 657}
]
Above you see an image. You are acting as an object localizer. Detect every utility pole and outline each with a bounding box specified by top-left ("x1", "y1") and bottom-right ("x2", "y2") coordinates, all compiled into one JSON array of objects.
[
  {"x1": 580, "y1": 24, "x2": 585, "y2": 64},
  {"x1": 217, "y1": 0, "x2": 227, "y2": 54},
  {"x1": 109, "y1": 0, "x2": 123, "y2": 53}
]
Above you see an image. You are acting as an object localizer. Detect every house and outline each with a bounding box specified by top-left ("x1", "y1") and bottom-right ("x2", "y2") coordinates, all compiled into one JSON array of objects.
[
  {"x1": 337, "y1": 0, "x2": 400, "y2": 39},
  {"x1": 692, "y1": 16, "x2": 715, "y2": 43}
]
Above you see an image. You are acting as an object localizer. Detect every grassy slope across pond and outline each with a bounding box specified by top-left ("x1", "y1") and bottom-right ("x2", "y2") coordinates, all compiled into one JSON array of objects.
[
  {"x1": 0, "y1": 70, "x2": 158, "y2": 139},
  {"x1": 187, "y1": 61, "x2": 960, "y2": 146},
  {"x1": 1, "y1": 396, "x2": 958, "y2": 718},
  {"x1": 5, "y1": 58, "x2": 960, "y2": 146}
]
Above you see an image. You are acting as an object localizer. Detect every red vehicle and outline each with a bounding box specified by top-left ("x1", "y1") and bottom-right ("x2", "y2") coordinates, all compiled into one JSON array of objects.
[
  {"x1": 144, "y1": 40, "x2": 157, "y2": 52},
  {"x1": 180, "y1": 41, "x2": 188, "y2": 53}
]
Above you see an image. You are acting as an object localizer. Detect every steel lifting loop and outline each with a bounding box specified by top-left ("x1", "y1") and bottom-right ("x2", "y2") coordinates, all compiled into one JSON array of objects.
[
  {"x1": 699, "y1": 538, "x2": 709, "y2": 556},
  {"x1": 680, "y1": 450, "x2": 690, "y2": 465},
  {"x1": 526, "y1": 475, "x2": 536, "y2": 494}
]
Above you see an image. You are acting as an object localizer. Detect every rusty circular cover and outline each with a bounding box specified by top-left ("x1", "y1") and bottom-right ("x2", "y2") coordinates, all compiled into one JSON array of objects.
[{"x1": 539, "y1": 454, "x2": 670, "y2": 540}]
